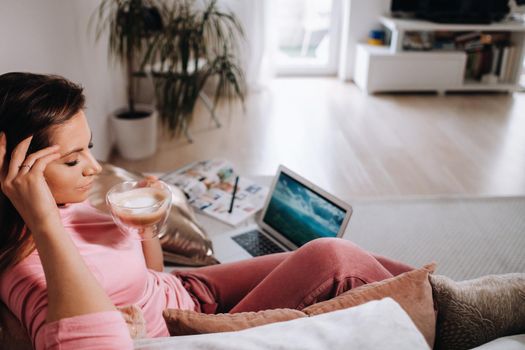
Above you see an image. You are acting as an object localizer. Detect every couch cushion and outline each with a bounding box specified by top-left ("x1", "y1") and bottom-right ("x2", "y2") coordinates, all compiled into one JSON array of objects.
[
  {"x1": 430, "y1": 273, "x2": 525, "y2": 350},
  {"x1": 139, "y1": 298, "x2": 430, "y2": 350}
]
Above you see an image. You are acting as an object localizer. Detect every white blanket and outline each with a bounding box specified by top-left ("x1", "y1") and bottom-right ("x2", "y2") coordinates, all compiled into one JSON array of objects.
[{"x1": 134, "y1": 298, "x2": 429, "y2": 350}]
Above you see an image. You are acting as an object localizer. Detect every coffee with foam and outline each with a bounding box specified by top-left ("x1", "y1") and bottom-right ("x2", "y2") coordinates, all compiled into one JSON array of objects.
[
  {"x1": 110, "y1": 187, "x2": 169, "y2": 227},
  {"x1": 107, "y1": 182, "x2": 172, "y2": 240}
]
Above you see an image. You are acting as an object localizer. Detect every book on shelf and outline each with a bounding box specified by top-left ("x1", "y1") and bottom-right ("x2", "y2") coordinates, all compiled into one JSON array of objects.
[
  {"x1": 499, "y1": 46, "x2": 511, "y2": 82},
  {"x1": 494, "y1": 45, "x2": 518, "y2": 83},
  {"x1": 503, "y1": 46, "x2": 517, "y2": 83},
  {"x1": 458, "y1": 31, "x2": 516, "y2": 84},
  {"x1": 490, "y1": 46, "x2": 500, "y2": 74},
  {"x1": 160, "y1": 159, "x2": 269, "y2": 226},
  {"x1": 465, "y1": 44, "x2": 492, "y2": 81},
  {"x1": 454, "y1": 31, "x2": 482, "y2": 45}
]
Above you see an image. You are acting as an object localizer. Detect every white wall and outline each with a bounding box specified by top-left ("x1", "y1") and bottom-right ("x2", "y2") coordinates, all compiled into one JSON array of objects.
[
  {"x1": 338, "y1": 0, "x2": 391, "y2": 81},
  {"x1": 0, "y1": 0, "x2": 126, "y2": 161}
]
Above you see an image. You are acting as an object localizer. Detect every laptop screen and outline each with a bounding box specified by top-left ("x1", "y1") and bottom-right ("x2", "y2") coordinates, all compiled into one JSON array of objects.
[{"x1": 262, "y1": 172, "x2": 347, "y2": 247}]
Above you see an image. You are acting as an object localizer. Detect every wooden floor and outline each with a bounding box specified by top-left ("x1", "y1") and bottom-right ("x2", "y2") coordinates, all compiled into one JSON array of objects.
[{"x1": 109, "y1": 78, "x2": 525, "y2": 200}]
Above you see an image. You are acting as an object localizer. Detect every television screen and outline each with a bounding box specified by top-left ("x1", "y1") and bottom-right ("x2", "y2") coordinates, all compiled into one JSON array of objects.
[
  {"x1": 391, "y1": 0, "x2": 419, "y2": 13},
  {"x1": 391, "y1": 0, "x2": 510, "y2": 23}
]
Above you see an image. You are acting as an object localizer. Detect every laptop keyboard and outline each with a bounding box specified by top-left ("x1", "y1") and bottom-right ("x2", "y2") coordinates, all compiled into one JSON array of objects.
[{"x1": 232, "y1": 230, "x2": 286, "y2": 257}]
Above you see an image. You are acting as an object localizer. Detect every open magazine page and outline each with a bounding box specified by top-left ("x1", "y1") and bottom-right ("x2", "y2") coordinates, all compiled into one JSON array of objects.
[{"x1": 161, "y1": 160, "x2": 269, "y2": 226}]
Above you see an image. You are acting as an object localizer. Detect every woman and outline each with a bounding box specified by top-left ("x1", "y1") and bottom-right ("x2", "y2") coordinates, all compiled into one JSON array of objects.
[{"x1": 0, "y1": 72, "x2": 412, "y2": 350}]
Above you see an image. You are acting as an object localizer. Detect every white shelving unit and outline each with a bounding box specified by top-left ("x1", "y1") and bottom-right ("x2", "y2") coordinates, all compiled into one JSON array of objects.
[{"x1": 354, "y1": 15, "x2": 525, "y2": 94}]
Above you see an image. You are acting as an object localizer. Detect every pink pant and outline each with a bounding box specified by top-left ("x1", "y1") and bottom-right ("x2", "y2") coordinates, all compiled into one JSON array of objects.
[{"x1": 174, "y1": 238, "x2": 413, "y2": 314}]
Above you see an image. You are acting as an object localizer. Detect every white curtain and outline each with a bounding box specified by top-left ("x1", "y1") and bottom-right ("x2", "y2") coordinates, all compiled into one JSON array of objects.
[{"x1": 221, "y1": 0, "x2": 276, "y2": 92}]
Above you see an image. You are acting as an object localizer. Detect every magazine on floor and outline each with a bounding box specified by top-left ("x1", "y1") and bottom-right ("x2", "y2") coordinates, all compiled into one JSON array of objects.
[{"x1": 161, "y1": 159, "x2": 269, "y2": 226}]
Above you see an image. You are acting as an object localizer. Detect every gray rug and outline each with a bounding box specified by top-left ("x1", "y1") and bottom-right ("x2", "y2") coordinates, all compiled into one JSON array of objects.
[{"x1": 346, "y1": 196, "x2": 525, "y2": 280}]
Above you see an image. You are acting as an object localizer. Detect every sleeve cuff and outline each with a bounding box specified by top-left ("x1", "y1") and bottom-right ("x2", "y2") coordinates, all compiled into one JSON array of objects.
[{"x1": 41, "y1": 310, "x2": 133, "y2": 350}]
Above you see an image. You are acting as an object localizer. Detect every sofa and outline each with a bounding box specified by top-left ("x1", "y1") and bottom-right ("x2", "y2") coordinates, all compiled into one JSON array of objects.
[
  {"x1": 134, "y1": 298, "x2": 525, "y2": 350},
  {"x1": 154, "y1": 265, "x2": 525, "y2": 350},
  {"x1": 1, "y1": 264, "x2": 524, "y2": 349}
]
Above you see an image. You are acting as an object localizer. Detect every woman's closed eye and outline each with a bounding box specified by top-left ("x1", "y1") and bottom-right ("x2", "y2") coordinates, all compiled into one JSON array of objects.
[{"x1": 64, "y1": 143, "x2": 94, "y2": 167}]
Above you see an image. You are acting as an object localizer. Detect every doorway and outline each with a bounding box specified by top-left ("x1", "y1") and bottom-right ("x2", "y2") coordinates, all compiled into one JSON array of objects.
[{"x1": 269, "y1": 0, "x2": 342, "y2": 76}]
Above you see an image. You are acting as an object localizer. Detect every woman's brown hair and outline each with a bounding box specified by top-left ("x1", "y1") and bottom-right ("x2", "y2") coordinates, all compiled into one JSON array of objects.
[{"x1": 0, "y1": 72, "x2": 85, "y2": 275}]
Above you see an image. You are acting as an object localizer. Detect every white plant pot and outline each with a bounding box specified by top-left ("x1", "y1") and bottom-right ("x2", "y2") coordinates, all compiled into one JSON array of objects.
[{"x1": 111, "y1": 104, "x2": 158, "y2": 160}]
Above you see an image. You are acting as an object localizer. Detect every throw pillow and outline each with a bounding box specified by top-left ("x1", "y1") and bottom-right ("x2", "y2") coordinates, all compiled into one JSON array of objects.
[
  {"x1": 142, "y1": 299, "x2": 431, "y2": 350},
  {"x1": 430, "y1": 273, "x2": 525, "y2": 350},
  {"x1": 163, "y1": 308, "x2": 306, "y2": 336},
  {"x1": 164, "y1": 264, "x2": 436, "y2": 348},
  {"x1": 302, "y1": 263, "x2": 436, "y2": 348}
]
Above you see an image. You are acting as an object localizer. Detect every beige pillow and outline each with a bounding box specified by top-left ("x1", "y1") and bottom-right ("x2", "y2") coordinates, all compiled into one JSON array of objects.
[
  {"x1": 430, "y1": 273, "x2": 525, "y2": 350},
  {"x1": 163, "y1": 308, "x2": 306, "y2": 336},
  {"x1": 164, "y1": 264, "x2": 436, "y2": 348},
  {"x1": 302, "y1": 263, "x2": 436, "y2": 348}
]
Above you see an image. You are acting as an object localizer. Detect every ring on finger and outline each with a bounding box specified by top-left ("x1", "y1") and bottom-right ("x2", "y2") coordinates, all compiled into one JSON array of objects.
[{"x1": 18, "y1": 164, "x2": 32, "y2": 170}]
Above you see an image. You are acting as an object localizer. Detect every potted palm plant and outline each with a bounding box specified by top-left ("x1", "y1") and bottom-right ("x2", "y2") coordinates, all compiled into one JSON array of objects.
[
  {"x1": 93, "y1": 0, "x2": 163, "y2": 159},
  {"x1": 139, "y1": 0, "x2": 246, "y2": 139}
]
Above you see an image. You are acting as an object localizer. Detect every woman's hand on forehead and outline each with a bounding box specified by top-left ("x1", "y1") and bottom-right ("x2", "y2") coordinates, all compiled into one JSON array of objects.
[{"x1": 0, "y1": 132, "x2": 63, "y2": 232}]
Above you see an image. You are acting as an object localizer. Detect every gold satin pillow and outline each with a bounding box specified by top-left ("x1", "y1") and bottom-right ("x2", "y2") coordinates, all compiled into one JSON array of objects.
[{"x1": 89, "y1": 162, "x2": 217, "y2": 266}]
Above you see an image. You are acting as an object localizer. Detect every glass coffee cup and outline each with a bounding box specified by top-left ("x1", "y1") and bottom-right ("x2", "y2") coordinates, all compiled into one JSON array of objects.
[{"x1": 106, "y1": 180, "x2": 172, "y2": 240}]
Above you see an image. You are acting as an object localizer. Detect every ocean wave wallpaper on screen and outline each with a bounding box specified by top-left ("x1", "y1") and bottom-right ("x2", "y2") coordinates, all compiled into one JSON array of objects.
[{"x1": 263, "y1": 173, "x2": 346, "y2": 247}]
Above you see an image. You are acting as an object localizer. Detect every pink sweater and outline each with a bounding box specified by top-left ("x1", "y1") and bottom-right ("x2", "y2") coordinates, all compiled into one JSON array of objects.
[{"x1": 0, "y1": 200, "x2": 195, "y2": 350}]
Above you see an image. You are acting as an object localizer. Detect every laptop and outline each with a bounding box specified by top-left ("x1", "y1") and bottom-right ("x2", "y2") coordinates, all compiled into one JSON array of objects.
[{"x1": 211, "y1": 165, "x2": 353, "y2": 263}]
